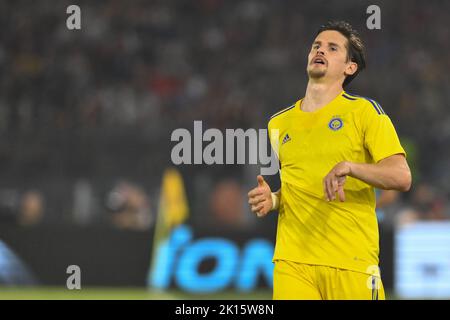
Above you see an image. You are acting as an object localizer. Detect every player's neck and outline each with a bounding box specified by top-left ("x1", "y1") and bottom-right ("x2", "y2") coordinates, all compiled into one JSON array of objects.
[{"x1": 302, "y1": 81, "x2": 343, "y2": 112}]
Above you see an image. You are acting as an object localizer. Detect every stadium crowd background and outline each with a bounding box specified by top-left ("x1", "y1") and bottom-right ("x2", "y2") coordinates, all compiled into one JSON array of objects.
[{"x1": 0, "y1": 0, "x2": 449, "y2": 233}]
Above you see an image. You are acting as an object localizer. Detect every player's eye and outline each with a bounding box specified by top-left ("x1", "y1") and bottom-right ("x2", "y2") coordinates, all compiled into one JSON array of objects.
[
  {"x1": 313, "y1": 44, "x2": 319, "y2": 49},
  {"x1": 330, "y1": 46, "x2": 338, "y2": 51}
]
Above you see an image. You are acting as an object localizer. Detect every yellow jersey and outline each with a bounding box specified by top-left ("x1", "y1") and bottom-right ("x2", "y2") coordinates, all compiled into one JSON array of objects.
[{"x1": 268, "y1": 91, "x2": 406, "y2": 275}]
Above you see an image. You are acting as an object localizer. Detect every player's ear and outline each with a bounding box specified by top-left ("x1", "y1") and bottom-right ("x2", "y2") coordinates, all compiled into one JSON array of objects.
[{"x1": 344, "y1": 61, "x2": 358, "y2": 77}]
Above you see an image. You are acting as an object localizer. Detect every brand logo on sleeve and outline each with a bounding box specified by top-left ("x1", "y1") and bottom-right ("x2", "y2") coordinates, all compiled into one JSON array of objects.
[{"x1": 281, "y1": 133, "x2": 291, "y2": 145}]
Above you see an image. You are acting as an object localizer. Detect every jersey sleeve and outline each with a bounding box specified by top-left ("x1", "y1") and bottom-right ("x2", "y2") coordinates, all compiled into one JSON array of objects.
[
  {"x1": 360, "y1": 100, "x2": 406, "y2": 163},
  {"x1": 268, "y1": 119, "x2": 280, "y2": 160}
]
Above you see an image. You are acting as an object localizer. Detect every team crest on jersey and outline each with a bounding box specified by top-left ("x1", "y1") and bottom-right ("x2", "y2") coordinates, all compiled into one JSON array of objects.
[{"x1": 328, "y1": 116, "x2": 343, "y2": 131}]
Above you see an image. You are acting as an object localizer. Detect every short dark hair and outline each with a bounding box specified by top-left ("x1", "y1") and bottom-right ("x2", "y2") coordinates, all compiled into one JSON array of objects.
[{"x1": 316, "y1": 21, "x2": 366, "y2": 87}]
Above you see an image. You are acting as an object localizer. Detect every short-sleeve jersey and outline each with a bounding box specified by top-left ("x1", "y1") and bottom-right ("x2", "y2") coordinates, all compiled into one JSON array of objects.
[{"x1": 268, "y1": 91, "x2": 406, "y2": 274}]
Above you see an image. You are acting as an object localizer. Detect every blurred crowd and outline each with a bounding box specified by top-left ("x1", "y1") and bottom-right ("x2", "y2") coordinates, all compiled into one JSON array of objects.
[{"x1": 0, "y1": 0, "x2": 449, "y2": 229}]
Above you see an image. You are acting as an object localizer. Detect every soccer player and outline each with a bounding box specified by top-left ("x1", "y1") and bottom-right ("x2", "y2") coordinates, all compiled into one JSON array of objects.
[{"x1": 247, "y1": 21, "x2": 411, "y2": 300}]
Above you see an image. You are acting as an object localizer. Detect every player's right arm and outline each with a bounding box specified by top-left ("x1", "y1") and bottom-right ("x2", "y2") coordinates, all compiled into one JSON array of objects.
[
  {"x1": 248, "y1": 175, "x2": 280, "y2": 217},
  {"x1": 249, "y1": 109, "x2": 284, "y2": 217}
]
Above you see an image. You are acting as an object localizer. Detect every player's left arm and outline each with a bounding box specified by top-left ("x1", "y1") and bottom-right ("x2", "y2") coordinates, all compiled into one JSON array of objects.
[
  {"x1": 323, "y1": 154, "x2": 411, "y2": 202},
  {"x1": 324, "y1": 100, "x2": 412, "y2": 202}
]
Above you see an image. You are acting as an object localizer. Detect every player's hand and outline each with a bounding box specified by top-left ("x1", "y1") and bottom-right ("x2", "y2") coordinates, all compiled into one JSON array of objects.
[
  {"x1": 248, "y1": 175, "x2": 272, "y2": 217},
  {"x1": 323, "y1": 161, "x2": 352, "y2": 202}
]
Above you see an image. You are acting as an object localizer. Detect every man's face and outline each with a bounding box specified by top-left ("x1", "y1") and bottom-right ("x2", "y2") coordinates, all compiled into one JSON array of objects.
[{"x1": 307, "y1": 30, "x2": 356, "y2": 84}]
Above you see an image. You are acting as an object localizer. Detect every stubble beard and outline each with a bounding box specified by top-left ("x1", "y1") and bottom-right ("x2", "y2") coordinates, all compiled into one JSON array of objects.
[{"x1": 307, "y1": 66, "x2": 327, "y2": 80}]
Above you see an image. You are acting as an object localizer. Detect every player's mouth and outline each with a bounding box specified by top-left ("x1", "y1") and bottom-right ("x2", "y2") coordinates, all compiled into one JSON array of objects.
[{"x1": 312, "y1": 56, "x2": 327, "y2": 65}]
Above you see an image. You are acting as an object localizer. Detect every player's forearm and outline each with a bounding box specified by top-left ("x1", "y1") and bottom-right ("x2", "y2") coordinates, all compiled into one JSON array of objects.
[
  {"x1": 347, "y1": 156, "x2": 411, "y2": 192},
  {"x1": 273, "y1": 189, "x2": 281, "y2": 197},
  {"x1": 271, "y1": 189, "x2": 281, "y2": 211}
]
